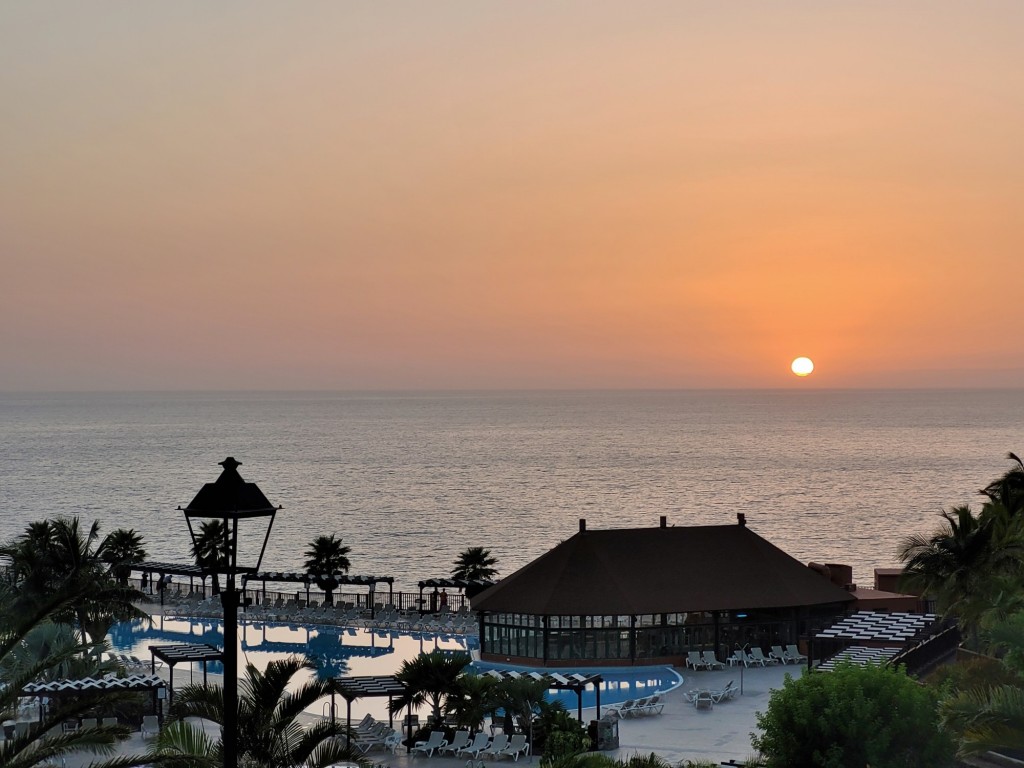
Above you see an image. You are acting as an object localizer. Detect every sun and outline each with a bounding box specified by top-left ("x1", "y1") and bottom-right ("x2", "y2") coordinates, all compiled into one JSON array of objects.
[{"x1": 791, "y1": 357, "x2": 814, "y2": 377}]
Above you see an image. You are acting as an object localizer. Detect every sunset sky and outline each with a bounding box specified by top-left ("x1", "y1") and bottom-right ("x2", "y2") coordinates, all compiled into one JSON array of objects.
[{"x1": 3, "y1": 2, "x2": 1023, "y2": 390}]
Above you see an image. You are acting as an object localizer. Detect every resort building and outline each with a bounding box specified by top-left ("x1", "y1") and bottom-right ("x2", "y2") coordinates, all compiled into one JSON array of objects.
[{"x1": 472, "y1": 515, "x2": 856, "y2": 667}]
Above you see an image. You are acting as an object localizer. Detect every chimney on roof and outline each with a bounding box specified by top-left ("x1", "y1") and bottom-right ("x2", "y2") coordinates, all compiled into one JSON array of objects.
[
  {"x1": 737, "y1": 513, "x2": 746, "y2": 527},
  {"x1": 579, "y1": 518, "x2": 586, "y2": 533},
  {"x1": 659, "y1": 516, "x2": 667, "y2": 528}
]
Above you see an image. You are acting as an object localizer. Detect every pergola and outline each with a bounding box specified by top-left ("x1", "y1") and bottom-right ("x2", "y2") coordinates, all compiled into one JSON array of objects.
[
  {"x1": 241, "y1": 571, "x2": 395, "y2": 614},
  {"x1": 21, "y1": 674, "x2": 167, "y2": 721},
  {"x1": 481, "y1": 669, "x2": 604, "y2": 722},
  {"x1": 331, "y1": 675, "x2": 409, "y2": 745},
  {"x1": 149, "y1": 643, "x2": 224, "y2": 702},
  {"x1": 417, "y1": 578, "x2": 494, "y2": 612},
  {"x1": 134, "y1": 561, "x2": 209, "y2": 605}
]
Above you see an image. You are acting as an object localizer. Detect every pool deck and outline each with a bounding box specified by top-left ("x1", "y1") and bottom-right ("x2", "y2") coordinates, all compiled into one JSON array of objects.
[{"x1": 55, "y1": 661, "x2": 794, "y2": 767}]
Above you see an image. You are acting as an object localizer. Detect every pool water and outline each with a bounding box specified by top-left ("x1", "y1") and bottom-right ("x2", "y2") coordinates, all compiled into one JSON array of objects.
[{"x1": 109, "y1": 616, "x2": 682, "y2": 719}]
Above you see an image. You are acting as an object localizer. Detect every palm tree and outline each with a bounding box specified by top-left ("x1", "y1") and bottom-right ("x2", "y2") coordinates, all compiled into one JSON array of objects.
[
  {"x1": 493, "y1": 677, "x2": 549, "y2": 748},
  {"x1": 153, "y1": 656, "x2": 358, "y2": 768},
  {"x1": 100, "y1": 528, "x2": 147, "y2": 585},
  {"x1": 387, "y1": 650, "x2": 472, "y2": 723},
  {"x1": 303, "y1": 535, "x2": 351, "y2": 606},
  {"x1": 898, "y1": 505, "x2": 1018, "y2": 639},
  {"x1": 451, "y1": 547, "x2": 498, "y2": 582},
  {"x1": 0, "y1": 580, "x2": 149, "y2": 768},
  {"x1": 980, "y1": 452, "x2": 1024, "y2": 517},
  {"x1": 942, "y1": 684, "x2": 1024, "y2": 756},
  {"x1": 0, "y1": 517, "x2": 145, "y2": 646},
  {"x1": 191, "y1": 519, "x2": 229, "y2": 596},
  {"x1": 445, "y1": 673, "x2": 498, "y2": 734}
]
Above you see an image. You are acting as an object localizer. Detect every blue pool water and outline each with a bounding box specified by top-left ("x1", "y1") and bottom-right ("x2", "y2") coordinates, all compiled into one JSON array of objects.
[{"x1": 109, "y1": 616, "x2": 682, "y2": 716}]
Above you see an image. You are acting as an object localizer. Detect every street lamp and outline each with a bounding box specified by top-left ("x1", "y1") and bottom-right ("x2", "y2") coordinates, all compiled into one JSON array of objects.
[{"x1": 180, "y1": 457, "x2": 280, "y2": 768}]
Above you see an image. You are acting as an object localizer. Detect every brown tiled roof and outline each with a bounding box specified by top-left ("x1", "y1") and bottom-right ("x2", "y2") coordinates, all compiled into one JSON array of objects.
[{"x1": 472, "y1": 522, "x2": 855, "y2": 616}]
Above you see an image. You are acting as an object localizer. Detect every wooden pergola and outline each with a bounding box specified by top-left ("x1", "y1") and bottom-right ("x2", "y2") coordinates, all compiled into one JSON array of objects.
[{"x1": 149, "y1": 643, "x2": 224, "y2": 702}]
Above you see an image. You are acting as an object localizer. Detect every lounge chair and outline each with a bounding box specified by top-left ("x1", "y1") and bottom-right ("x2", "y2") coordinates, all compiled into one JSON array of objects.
[
  {"x1": 481, "y1": 733, "x2": 510, "y2": 758},
  {"x1": 749, "y1": 647, "x2": 777, "y2": 666},
  {"x1": 622, "y1": 697, "x2": 649, "y2": 717},
  {"x1": 80, "y1": 718, "x2": 98, "y2": 730},
  {"x1": 440, "y1": 730, "x2": 471, "y2": 755},
  {"x1": 785, "y1": 644, "x2": 808, "y2": 664},
  {"x1": 411, "y1": 730, "x2": 447, "y2": 757},
  {"x1": 686, "y1": 651, "x2": 707, "y2": 670},
  {"x1": 770, "y1": 645, "x2": 790, "y2": 664},
  {"x1": 694, "y1": 690, "x2": 714, "y2": 710},
  {"x1": 710, "y1": 681, "x2": 737, "y2": 703},
  {"x1": 458, "y1": 732, "x2": 491, "y2": 758},
  {"x1": 500, "y1": 733, "x2": 530, "y2": 761},
  {"x1": 141, "y1": 715, "x2": 159, "y2": 739},
  {"x1": 729, "y1": 650, "x2": 750, "y2": 667},
  {"x1": 702, "y1": 650, "x2": 725, "y2": 669},
  {"x1": 383, "y1": 730, "x2": 402, "y2": 754},
  {"x1": 101, "y1": 717, "x2": 118, "y2": 728},
  {"x1": 604, "y1": 698, "x2": 636, "y2": 718},
  {"x1": 638, "y1": 693, "x2": 664, "y2": 715}
]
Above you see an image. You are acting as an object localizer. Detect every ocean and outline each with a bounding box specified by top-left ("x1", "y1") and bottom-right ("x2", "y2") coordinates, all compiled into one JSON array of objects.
[{"x1": 2, "y1": 389, "x2": 1022, "y2": 590}]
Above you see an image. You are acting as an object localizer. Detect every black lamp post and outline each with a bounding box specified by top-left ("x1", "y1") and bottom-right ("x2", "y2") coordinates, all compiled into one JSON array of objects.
[{"x1": 180, "y1": 457, "x2": 280, "y2": 768}]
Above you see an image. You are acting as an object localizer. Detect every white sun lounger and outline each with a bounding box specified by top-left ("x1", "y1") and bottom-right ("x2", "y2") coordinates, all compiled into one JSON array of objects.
[
  {"x1": 480, "y1": 733, "x2": 510, "y2": 757},
  {"x1": 500, "y1": 733, "x2": 530, "y2": 761},
  {"x1": 411, "y1": 730, "x2": 447, "y2": 757},
  {"x1": 458, "y1": 732, "x2": 492, "y2": 758}
]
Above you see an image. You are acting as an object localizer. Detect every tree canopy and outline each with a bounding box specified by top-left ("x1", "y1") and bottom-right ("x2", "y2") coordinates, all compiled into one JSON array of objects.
[
  {"x1": 753, "y1": 663, "x2": 955, "y2": 768},
  {"x1": 303, "y1": 534, "x2": 352, "y2": 605},
  {"x1": 451, "y1": 547, "x2": 498, "y2": 582}
]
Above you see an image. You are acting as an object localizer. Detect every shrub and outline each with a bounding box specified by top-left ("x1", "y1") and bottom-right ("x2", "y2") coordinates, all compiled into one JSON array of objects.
[{"x1": 751, "y1": 663, "x2": 956, "y2": 768}]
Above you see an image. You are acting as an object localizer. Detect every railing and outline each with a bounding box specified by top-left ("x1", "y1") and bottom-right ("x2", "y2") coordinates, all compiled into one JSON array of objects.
[
  {"x1": 886, "y1": 623, "x2": 960, "y2": 677},
  {"x1": 131, "y1": 576, "x2": 470, "y2": 613}
]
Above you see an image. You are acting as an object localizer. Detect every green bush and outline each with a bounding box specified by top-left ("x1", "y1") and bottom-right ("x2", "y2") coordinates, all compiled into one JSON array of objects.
[
  {"x1": 541, "y1": 727, "x2": 591, "y2": 763},
  {"x1": 751, "y1": 663, "x2": 956, "y2": 768}
]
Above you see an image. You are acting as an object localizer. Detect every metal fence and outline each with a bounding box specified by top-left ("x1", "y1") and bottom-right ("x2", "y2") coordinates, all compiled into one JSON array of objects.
[{"x1": 132, "y1": 576, "x2": 470, "y2": 613}]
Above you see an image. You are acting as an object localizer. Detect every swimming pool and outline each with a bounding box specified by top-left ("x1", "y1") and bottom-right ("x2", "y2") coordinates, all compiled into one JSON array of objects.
[{"x1": 109, "y1": 616, "x2": 682, "y2": 718}]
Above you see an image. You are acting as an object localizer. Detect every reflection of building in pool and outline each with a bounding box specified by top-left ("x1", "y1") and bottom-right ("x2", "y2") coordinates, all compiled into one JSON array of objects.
[{"x1": 472, "y1": 515, "x2": 856, "y2": 667}]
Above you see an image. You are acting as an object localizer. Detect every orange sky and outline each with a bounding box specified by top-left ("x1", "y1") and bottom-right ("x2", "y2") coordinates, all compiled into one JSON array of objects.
[{"x1": 3, "y1": 2, "x2": 1023, "y2": 390}]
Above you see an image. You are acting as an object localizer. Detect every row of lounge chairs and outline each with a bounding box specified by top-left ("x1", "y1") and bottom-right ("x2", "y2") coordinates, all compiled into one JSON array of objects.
[
  {"x1": 163, "y1": 596, "x2": 479, "y2": 635},
  {"x1": 605, "y1": 693, "x2": 664, "y2": 718},
  {"x1": 109, "y1": 653, "x2": 162, "y2": 675},
  {"x1": 343, "y1": 715, "x2": 402, "y2": 754},
  {"x1": 686, "y1": 644, "x2": 807, "y2": 670},
  {"x1": 413, "y1": 730, "x2": 531, "y2": 761}
]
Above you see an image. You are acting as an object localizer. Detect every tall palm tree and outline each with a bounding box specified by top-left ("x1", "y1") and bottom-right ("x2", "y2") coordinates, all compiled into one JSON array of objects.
[
  {"x1": 191, "y1": 519, "x2": 229, "y2": 596},
  {"x1": 387, "y1": 650, "x2": 472, "y2": 723},
  {"x1": 100, "y1": 528, "x2": 147, "y2": 585},
  {"x1": 303, "y1": 535, "x2": 351, "y2": 606},
  {"x1": 152, "y1": 656, "x2": 357, "y2": 768},
  {"x1": 451, "y1": 547, "x2": 498, "y2": 582}
]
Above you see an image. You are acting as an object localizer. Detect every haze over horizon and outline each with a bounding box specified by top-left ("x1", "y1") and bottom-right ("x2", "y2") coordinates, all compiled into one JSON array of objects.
[{"x1": 4, "y1": 2, "x2": 1024, "y2": 392}]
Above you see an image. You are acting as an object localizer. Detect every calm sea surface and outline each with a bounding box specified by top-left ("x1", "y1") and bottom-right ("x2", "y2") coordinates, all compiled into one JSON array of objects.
[{"x1": 2, "y1": 390, "x2": 1022, "y2": 589}]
